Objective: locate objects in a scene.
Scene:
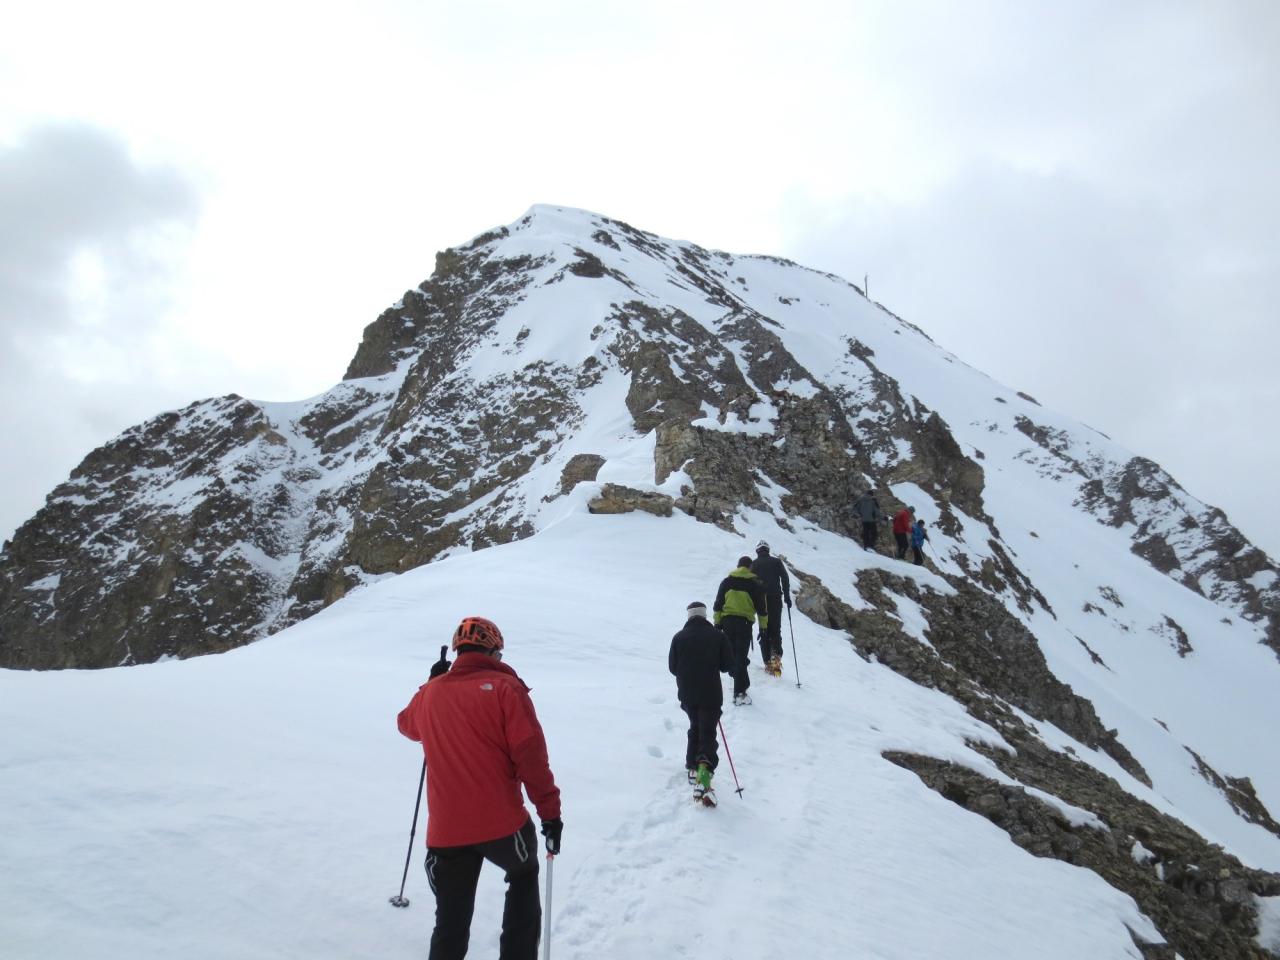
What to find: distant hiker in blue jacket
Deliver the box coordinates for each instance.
[911,519,929,566]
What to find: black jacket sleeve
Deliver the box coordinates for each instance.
[780,561,791,601]
[668,633,680,676]
[712,576,729,615]
[750,576,766,618]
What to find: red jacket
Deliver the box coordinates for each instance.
[892,509,914,534]
[397,653,561,847]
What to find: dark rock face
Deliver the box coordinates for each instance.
[1016,415,1280,659]
[344,227,517,380]
[794,566,1148,784]
[0,227,578,667]
[0,396,311,667]
[557,454,605,495]
[886,750,1280,959]
[1185,748,1280,839]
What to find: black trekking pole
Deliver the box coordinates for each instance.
[717,719,745,798]
[389,759,427,908]
[785,605,801,688]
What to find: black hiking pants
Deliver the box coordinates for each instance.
[894,531,909,559]
[425,817,541,960]
[912,544,924,565]
[721,616,752,697]
[759,592,784,663]
[861,520,879,550]
[682,703,721,772]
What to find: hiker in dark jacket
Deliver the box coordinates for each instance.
[750,541,792,677]
[853,489,883,551]
[669,602,735,790]
[713,557,765,704]
[911,519,929,565]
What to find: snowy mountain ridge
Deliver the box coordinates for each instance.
[3,204,1274,670]
[3,205,1280,957]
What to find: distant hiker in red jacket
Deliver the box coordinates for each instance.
[892,506,915,560]
[398,617,562,960]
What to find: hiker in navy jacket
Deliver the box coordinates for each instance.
[911,519,929,565]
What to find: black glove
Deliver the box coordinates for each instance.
[785,596,792,609]
[540,818,563,855]
[429,645,450,679]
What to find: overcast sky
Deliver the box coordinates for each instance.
[2,1,1277,558]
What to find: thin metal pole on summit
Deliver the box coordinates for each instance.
[786,605,801,688]
[389,759,426,908]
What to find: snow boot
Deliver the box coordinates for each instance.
[694,762,716,807]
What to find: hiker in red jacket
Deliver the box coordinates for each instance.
[397,617,562,960]
[892,505,916,560]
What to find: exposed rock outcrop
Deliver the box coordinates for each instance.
[557,454,606,495]
[587,484,674,517]
[886,751,1280,959]
[794,567,1147,784]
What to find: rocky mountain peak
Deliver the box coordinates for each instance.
[4,205,1280,953]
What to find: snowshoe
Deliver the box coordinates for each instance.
[699,786,718,808]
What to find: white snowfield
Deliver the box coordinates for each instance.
[1,512,1167,960]
[4,204,1280,958]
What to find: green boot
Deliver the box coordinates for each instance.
[697,761,713,792]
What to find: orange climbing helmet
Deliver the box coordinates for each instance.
[451,616,505,653]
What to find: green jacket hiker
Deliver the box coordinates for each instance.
[713,565,766,628]
[714,560,765,705]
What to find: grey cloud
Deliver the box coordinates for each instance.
[0,123,201,542]
[0,123,199,340]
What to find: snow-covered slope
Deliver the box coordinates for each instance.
[0,510,1194,960]
[3,204,1280,956]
